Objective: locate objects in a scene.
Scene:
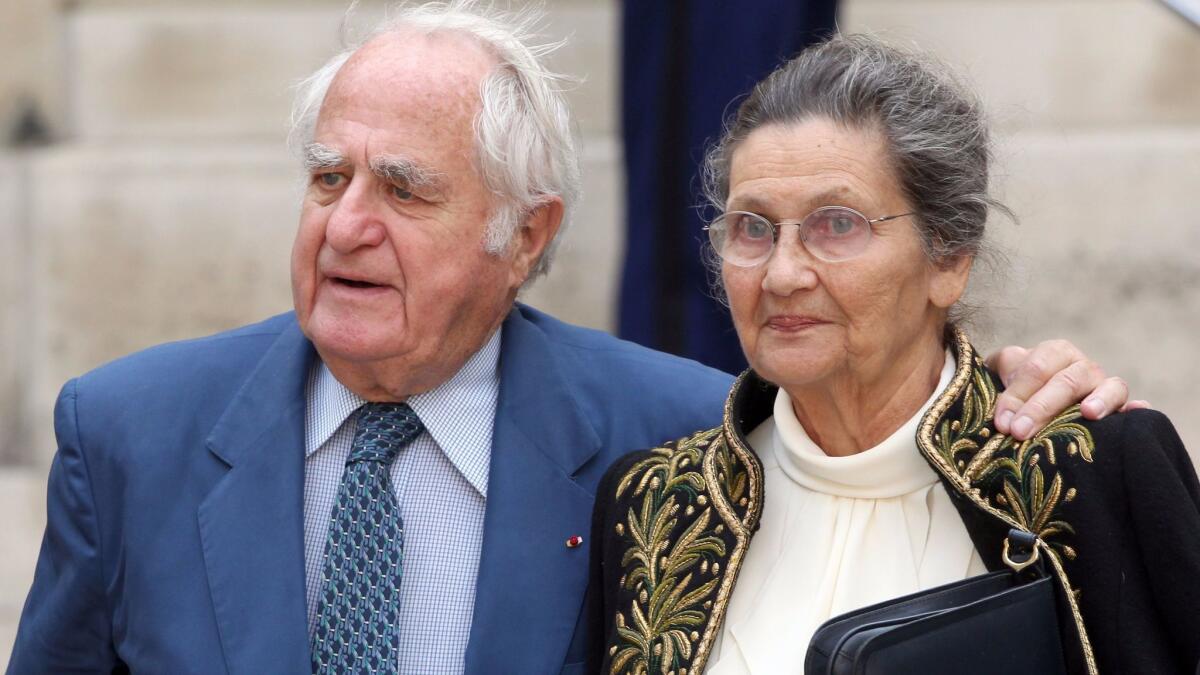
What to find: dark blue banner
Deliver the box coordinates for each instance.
[618,0,838,374]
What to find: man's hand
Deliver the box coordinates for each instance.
[985,340,1150,440]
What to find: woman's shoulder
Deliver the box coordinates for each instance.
[921,336,1198,575]
[1042,408,1200,669]
[1080,406,1189,460]
[1012,406,1197,500]
[940,330,1194,498]
[1065,407,1199,507]
[924,343,1196,540]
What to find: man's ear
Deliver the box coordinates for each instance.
[509,196,564,286]
[929,253,973,309]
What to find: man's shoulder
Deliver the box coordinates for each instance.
[507,304,733,445]
[73,312,300,400]
[511,303,733,388]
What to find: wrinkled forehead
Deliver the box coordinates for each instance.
[726,120,900,212]
[318,30,498,136]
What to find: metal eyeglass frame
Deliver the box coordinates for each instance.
[703,206,914,267]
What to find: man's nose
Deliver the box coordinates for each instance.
[325,178,387,253]
[761,225,819,295]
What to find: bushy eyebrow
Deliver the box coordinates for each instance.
[302,143,347,172]
[302,144,446,197]
[369,154,446,195]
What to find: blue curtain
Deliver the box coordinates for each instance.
[617,0,838,374]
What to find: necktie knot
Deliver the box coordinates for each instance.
[348,402,423,466]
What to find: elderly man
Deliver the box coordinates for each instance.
[9,4,1136,674]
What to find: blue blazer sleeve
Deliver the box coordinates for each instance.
[8,380,123,674]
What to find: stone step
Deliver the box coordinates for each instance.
[843,0,1200,131]
[64,3,616,142]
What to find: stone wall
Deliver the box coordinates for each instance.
[6,0,623,468]
[0,0,59,145]
[0,4,620,659]
[1,0,1197,667]
[844,0,1200,456]
[0,155,28,468]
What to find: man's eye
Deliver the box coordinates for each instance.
[317,173,344,188]
[392,185,414,201]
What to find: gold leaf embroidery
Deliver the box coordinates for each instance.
[934,374,1095,559]
[609,429,736,674]
[918,329,1099,674]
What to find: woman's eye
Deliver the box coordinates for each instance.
[810,212,862,237]
[742,217,772,240]
[392,185,414,201]
[830,216,855,235]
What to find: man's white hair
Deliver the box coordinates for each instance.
[289,1,581,281]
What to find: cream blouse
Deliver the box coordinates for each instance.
[709,353,987,674]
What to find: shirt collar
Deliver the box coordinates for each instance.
[304,329,502,497]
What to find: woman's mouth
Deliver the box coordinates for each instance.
[766,316,828,331]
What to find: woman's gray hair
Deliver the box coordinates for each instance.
[289,1,581,281]
[702,33,1010,266]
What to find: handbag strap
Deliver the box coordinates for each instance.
[1002,528,1046,577]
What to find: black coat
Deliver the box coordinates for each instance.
[589,329,1200,674]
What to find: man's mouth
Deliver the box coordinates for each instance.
[333,277,384,290]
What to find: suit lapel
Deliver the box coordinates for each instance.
[198,320,316,675]
[465,308,602,673]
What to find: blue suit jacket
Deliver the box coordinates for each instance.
[9,305,731,674]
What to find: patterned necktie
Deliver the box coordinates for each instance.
[311,402,423,675]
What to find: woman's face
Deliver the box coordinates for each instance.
[722,118,970,394]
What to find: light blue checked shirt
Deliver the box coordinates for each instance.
[303,330,500,674]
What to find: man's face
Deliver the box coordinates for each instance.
[291,33,522,396]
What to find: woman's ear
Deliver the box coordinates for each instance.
[929,254,973,309]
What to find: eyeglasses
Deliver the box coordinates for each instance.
[704,206,914,267]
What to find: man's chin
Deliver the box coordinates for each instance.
[305,314,408,365]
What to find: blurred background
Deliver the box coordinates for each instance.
[1,0,1197,665]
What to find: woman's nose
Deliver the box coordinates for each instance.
[762,225,819,295]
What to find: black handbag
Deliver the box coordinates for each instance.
[804,529,1069,675]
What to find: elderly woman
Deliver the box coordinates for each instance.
[591,35,1200,674]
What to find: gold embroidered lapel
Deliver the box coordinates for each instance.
[916,328,1099,675]
[606,372,765,675]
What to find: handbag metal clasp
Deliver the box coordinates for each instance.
[1002,529,1041,573]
